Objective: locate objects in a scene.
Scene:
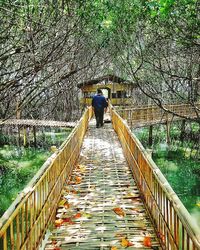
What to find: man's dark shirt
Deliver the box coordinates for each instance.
[92,94,108,110]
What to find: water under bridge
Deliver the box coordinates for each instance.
[0,105,200,250]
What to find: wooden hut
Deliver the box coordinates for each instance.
[78,74,135,106]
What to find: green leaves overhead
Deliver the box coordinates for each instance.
[0,0,199,120]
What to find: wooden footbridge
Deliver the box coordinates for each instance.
[0,106,200,250]
[117,103,200,128]
[0,119,76,128]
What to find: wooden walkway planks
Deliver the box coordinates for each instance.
[44,117,161,250]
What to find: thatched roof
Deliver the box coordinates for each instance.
[77,74,132,88]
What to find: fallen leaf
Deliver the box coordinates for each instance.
[143,236,152,247]
[64,203,70,209]
[77,164,87,173]
[75,176,82,184]
[113,207,125,217]
[58,198,68,207]
[55,219,63,227]
[74,212,82,219]
[121,237,134,247]
[111,247,118,250]
[71,189,78,194]
[62,217,75,224]
[124,192,140,198]
[158,232,165,243]
[82,213,92,218]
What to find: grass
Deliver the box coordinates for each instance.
[133,122,200,227]
[0,128,72,216]
[0,146,50,216]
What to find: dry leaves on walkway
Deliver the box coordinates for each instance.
[58,198,70,208]
[55,217,75,227]
[143,235,152,247]
[74,212,82,218]
[113,207,125,217]
[76,164,87,173]
[121,237,134,247]
[49,240,61,250]
[75,176,82,184]
[110,246,118,250]
[158,232,165,244]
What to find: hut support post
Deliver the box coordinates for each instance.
[148,125,153,147]
[180,120,186,142]
[17,126,21,147]
[33,126,37,148]
[166,121,171,144]
[23,126,27,147]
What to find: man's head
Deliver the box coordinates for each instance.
[97,89,103,95]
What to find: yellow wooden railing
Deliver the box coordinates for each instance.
[80,97,131,106]
[110,106,200,250]
[0,107,93,250]
[118,103,200,127]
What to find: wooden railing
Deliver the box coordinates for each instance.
[80,97,131,106]
[0,107,93,250]
[110,106,200,250]
[118,104,200,127]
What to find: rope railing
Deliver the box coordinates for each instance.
[0,107,93,250]
[110,105,200,250]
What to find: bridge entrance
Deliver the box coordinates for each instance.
[100,87,111,99]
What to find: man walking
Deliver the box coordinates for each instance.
[92,89,108,128]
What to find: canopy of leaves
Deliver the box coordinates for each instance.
[0,0,199,121]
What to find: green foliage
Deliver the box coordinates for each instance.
[0,128,71,216]
[134,122,200,153]
[134,122,200,223]
[0,145,50,216]
[76,0,146,49]
[0,134,10,146]
[153,148,200,222]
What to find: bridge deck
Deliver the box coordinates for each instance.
[44,117,161,249]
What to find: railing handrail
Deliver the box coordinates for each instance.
[110,104,200,249]
[117,103,200,112]
[132,123,200,241]
[0,107,93,249]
